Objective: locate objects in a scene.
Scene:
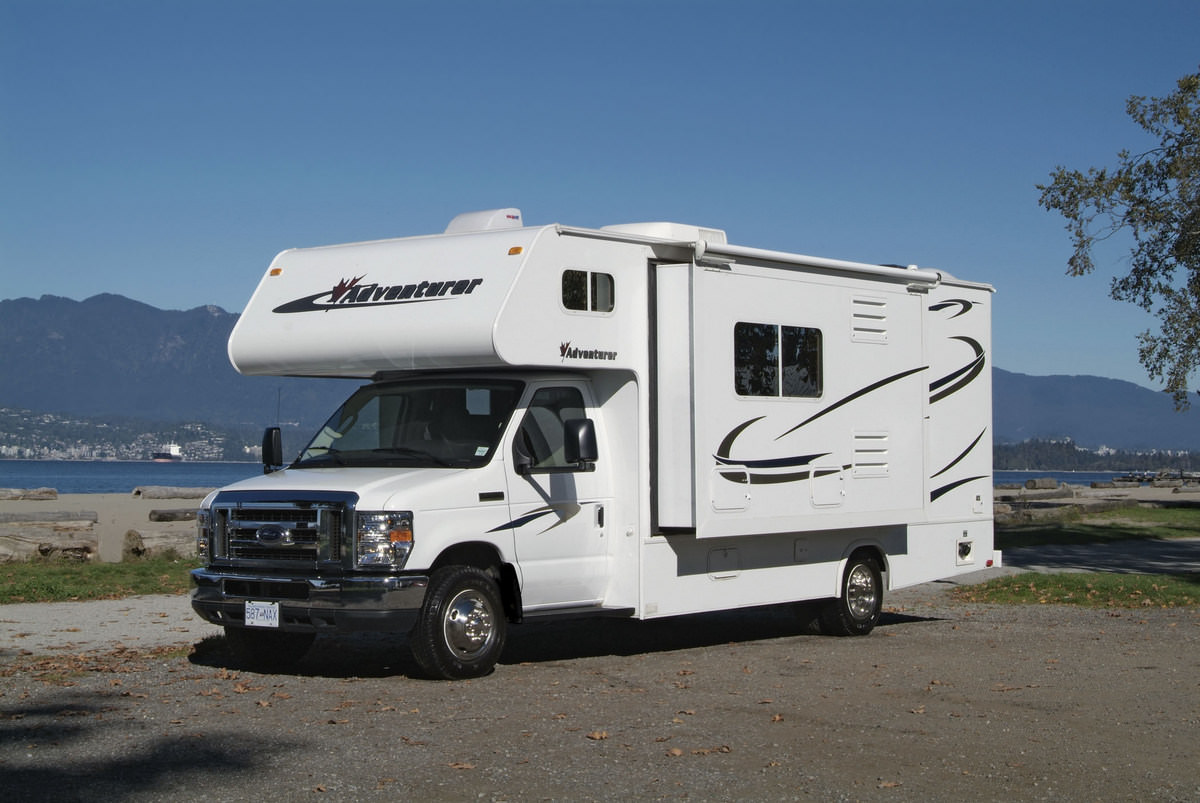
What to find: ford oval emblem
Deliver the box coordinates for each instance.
[255,523,292,545]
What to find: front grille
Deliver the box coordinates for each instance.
[210,492,354,569]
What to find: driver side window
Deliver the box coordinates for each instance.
[516,387,587,470]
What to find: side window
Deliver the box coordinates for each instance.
[516,386,588,470]
[562,270,615,313]
[734,322,822,398]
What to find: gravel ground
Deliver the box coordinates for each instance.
[2,565,1199,801]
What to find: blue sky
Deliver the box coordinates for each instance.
[1,0,1197,389]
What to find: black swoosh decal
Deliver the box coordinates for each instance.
[274,292,450,314]
[930,475,987,502]
[930,336,984,403]
[776,367,927,440]
[931,428,986,479]
[929,299,974,318]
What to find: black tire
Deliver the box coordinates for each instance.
[411,565,507,680]
[223,626,315,671]
[819,553,883,636]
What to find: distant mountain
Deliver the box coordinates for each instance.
[992,367,1200,450]
[0,294,354,430]
[2,294,1199,452]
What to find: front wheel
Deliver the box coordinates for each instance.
[410,565,507,680]
[819,554,883,636]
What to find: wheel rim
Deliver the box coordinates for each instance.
[845,563,878,621]
[441,588,496,660]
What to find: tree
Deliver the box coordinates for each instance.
[1037,68,1200,407]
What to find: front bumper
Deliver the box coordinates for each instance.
[191,567,428,633]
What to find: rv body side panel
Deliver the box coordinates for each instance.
[652,263,696,529]
[689,263,928,538]
[887,279,995,588]
[491,230,650,375]
[228,228,543,377]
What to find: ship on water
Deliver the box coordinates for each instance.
[151,444,183,462]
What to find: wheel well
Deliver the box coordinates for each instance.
[430,542,521,621]
[847,545,887,576]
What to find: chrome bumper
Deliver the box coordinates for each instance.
[190,567,428,632]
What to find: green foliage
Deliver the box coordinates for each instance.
[951,572,1198,608]
[1038,68,1200,407]
[0,556,201,604]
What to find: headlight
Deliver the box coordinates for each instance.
[355,511,414,568]
[196,509,211,559]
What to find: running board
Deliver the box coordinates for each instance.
[519,605,636,621]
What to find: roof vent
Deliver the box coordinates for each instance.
[444,208,523,234]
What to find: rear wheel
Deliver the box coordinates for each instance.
[819,553,883,636]
[411,565,507,680]
[223,626,315,670]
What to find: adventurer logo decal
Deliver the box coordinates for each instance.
[272,274,484,313]
[560,342,617,362]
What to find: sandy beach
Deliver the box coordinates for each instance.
[0,489,208,562]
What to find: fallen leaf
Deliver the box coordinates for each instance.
[586,730,609,740]
[448,762,475,770]
[666,748,684,757]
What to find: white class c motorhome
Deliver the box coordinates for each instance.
[191,208,999,679]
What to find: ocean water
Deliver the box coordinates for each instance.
[0,460,262,494]
[993,470,1134,487]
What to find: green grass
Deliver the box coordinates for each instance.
[997,504,1200,549]
[951,572,1199,608]
[973,504,1200,608]
[0,555,201,604]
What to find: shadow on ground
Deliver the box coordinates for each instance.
[188,604,941,680]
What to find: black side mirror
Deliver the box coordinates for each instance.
[563,419,598,466]
[262,427,283,474]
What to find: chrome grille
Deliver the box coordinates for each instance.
[210,493,352,567]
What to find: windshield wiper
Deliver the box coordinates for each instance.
[294,448,347,467]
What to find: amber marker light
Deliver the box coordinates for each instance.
[508,246,523,255]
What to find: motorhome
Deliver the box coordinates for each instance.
[191,208,998,679]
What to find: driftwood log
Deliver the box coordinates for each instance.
[0,511,100,561]
[122,528,195,560]
[0,487,58,500]
[132,486,214,499]
[149,508,198,522]
[1024,477,1060,490]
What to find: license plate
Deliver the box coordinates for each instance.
[244,600,280,628]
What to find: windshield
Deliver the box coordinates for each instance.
[294,379,524,469]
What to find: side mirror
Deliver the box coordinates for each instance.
[262,427,283,474]
[563,419,598,466]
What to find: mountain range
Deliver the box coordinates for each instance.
[2,294,1199,451]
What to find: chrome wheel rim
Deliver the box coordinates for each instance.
[845,563,878,621]
[442,588,496,659]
